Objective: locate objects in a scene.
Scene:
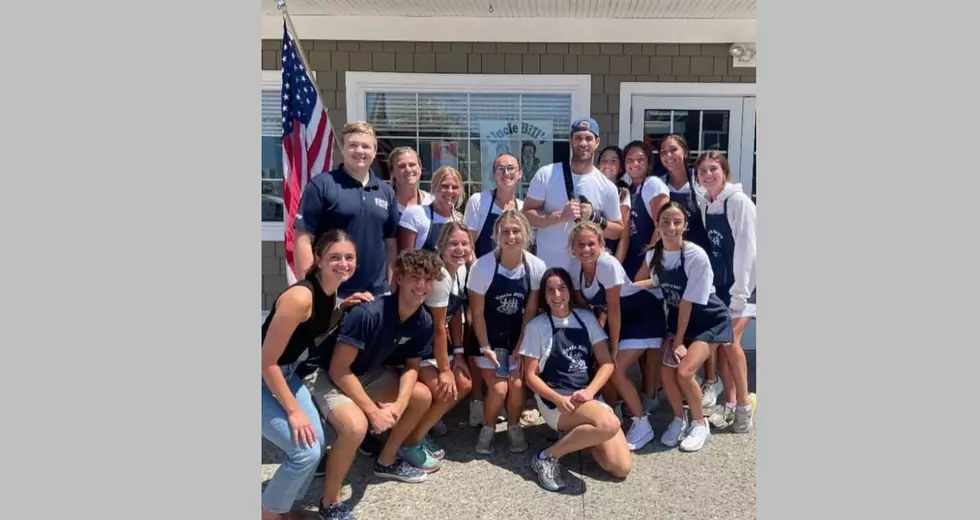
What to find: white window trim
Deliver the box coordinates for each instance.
[261,69,317,242]
[345,72,592,125]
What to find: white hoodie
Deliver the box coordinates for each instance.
[697,183,757,311]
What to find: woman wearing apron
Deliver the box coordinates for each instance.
[567,221,661,452]
[519,267,632,492]
[635,201,733,452]
[461,152,523,426]
[695,151,756,433]
[466,209,546,456]
[397,166,464,252]
[389,146,435,215]
[658,134,722,408]
[397,222,475,472]
[260,230,371,520]
[596,145,631,264]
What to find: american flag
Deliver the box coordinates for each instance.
[281,21,335,284]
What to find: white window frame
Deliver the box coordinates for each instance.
[261,69,318,242]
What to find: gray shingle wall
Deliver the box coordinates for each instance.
[260,40,755,308]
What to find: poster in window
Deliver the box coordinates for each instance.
[430,141,459,170]
[480,121,553,192]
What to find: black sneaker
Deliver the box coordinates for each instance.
[372,458,427,483]
[357,435,382,457]
[319,500,357,520]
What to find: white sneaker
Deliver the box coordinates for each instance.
[661,416,688,447]
[625,416,655,451]
[680,421,711,452]
[469,400,484,427]
[700,380,722,408]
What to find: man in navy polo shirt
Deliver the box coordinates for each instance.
[311,249,444,520]
[293,121,399,298]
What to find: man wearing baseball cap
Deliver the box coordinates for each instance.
[521,117,624,270]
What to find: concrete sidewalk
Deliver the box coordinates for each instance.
[262,353,757,519]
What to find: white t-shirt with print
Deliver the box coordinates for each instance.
[568,251,646,300]
[398,205,462,249]
[525,163,623,270]
[519,309,607,373]
[462,190,525,233]
[644,245,716,306]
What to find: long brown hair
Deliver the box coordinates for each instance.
[645,201,688,279]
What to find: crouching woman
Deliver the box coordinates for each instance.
[519,267,632,492]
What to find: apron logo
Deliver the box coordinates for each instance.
[495,292,524,315]
[708,229,724,248]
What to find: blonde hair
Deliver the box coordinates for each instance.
[567,220,606,257]
[430,166,465,210]
[694,150,734,183]
[388,146,419,169]
[341,121,376,144]
[492,209,534,253]
[435,221,472,260]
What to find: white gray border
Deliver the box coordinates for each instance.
[4,0,256,516]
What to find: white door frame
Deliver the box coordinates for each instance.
[618,82,757,183]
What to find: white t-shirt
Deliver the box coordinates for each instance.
[644,245,716,305]
[568,252,645,300]
[633,176,670,214]
[424,264,468,308]
[525,163,623,270]
[462,190,525,233]
[396,190,435,215]
[398,205,462,249]
[466,250,547,296]
[519,309,608,373]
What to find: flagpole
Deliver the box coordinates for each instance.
[278,1,316,79]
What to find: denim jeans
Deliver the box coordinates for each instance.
[261,364,325,513]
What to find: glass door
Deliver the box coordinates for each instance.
[630,95,746,181]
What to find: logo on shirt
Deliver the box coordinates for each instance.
[396,336,410,345]
[495,292,525,315]
[375,198,389,211]
[707,229,724,251]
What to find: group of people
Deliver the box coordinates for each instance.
[260,117,758,520]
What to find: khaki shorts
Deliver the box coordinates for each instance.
[308,367,400,418]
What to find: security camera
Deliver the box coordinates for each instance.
[730,44,746,58]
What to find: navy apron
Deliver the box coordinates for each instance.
[622,178,657,280]
[444,268,468,325]
[663,174,710,251]
[704,198,757,309]
[657,244,733,344]
[473,190,511,258]
[483,252,532,355]
[421,205,451,252]
[538,311,594,409]
[580,264,666,344]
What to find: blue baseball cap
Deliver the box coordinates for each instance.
[571,117,599,137]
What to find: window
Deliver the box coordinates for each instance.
[347,73,591,199]
[261,69,317,241]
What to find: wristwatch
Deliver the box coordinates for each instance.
[480,344,492,354]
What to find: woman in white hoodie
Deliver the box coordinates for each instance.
[695,151,756,433]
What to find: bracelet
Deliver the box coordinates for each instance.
[480,345,492,354]
[453,347,465,355]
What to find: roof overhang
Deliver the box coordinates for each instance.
[261,0,756,43]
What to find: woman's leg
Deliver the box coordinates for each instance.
[405,365,472,447]
[467,356,486,426]
[319,403,368,509]
[476,369,507,454]
[545,400,622,459]
[717,346,737,407]
[658,362,689,447]
[725,317,752,406]
[588,431,633,479]
[505,370,528,452]
[261,374,325,518]
[675,341,713,423]
[642,348,662,398]
[608,349,648,417]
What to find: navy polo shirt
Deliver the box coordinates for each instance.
[324,294,434,376]
[294,165,399,297]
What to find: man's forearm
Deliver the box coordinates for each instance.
[523,208,564,229]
